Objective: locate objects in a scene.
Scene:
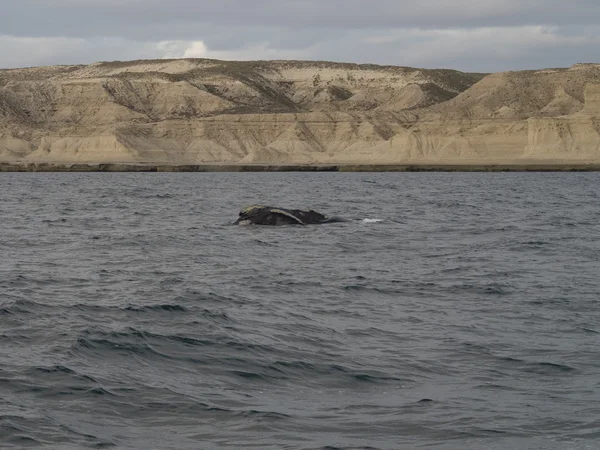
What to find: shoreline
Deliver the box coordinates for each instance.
[2,162,600,173]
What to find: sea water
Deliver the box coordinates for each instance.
[1,172,599,449]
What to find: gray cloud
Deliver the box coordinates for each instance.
[1,0,599,71]
[5,0,600,38]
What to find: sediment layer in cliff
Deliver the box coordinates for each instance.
[1,59,600,165]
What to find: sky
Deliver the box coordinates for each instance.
[1,0,599,72]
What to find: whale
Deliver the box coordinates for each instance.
[234,205,348,226]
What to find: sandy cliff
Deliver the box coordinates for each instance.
[1,59,600,165]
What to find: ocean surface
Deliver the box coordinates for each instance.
[1,172,600,450]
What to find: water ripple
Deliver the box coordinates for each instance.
[1,172,599,449]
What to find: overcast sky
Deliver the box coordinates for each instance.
[1,0,599,72]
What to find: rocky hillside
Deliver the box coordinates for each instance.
[1,58,600,165]
[424,64,600,120]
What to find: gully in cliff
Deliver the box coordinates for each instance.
[234,205,348,226]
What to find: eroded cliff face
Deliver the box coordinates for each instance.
[1,59,600,164]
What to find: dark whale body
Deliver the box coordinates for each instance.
[235,205,347,226]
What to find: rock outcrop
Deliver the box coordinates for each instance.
[1,59,600,165]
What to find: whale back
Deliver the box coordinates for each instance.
[235,205,330,226]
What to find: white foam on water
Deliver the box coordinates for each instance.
[361,218,384,224]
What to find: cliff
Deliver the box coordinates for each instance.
[1,59,600,165]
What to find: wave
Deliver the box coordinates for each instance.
[3,172,600,449]
[124,304,189,313]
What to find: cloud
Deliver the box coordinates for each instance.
[155,40,313,61]
[0,35,88,68]
[0,35,314,69]
[156,40,209,59]
[0,1,599,71]
[4,0,600,40]
[354,26,600,71]
[0,35,161,68]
